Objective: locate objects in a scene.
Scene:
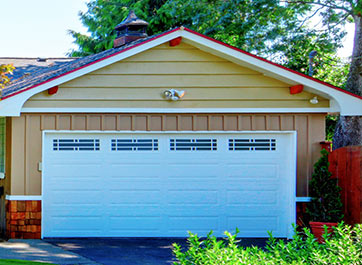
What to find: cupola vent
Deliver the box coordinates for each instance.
[114,10,149,48]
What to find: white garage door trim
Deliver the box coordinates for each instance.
[41,130,297,239]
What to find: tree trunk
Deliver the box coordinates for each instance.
[333,15,362,150]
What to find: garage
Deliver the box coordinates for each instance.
[3,21,362,240]
[42,131,296,238]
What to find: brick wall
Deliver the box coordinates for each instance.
[6,200,41,239]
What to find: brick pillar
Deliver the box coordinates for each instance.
[6,200,41,239]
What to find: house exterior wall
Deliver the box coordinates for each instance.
[6,113,325,197]
[23,43,329,110]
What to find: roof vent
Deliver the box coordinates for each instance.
[114,10,149,48]
[37,58,47,62]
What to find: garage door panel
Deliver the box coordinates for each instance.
[168,217,219,232]
[108,205,162,215]
[43,132,295,238]
[224,181,280,191]
[48,180,104,190]
[166,181,220,189]
[48,216,104,231]
[50,191,104,204]
[108,180,162,189]
[164,158,220,164]
[108,217,162,231]
[47,206,103,216]
[225,205,284,215]
[167,190,219,205]
[226,190,278,205]
[108,165,162,176]
[107,190,162,204]
[227,216,279,231]
[225,164,279,179]
[166,167,220,178]
[46,167,103,178]
[165,205,222,215]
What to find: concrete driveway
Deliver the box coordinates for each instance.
[0,239,98,264]
[45,237,268,265]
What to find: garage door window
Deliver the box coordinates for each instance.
[170,138,217,151]
[111,139,158,151]
[228,138,276,151]
[53,139,100,151]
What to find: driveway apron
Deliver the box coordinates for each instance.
[46,237,268,265]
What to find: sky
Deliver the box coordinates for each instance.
[0,0,355,58]
[1,0,90,57]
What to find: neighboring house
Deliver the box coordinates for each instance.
[0,12,361,239]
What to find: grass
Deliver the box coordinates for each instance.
[0,260,54,265]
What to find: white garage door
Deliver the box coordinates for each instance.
[42,132,296,238]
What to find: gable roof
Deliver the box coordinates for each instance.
[1,27,361,116]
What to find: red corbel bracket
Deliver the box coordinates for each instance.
[48,86,58,95]
[289,84,304,94]
[169,37,182,47]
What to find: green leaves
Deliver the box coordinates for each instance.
[173,224,362,264]
[306,150,344,222]
[0,64,15,90]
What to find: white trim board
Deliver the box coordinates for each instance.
[43,130,297,134]
[21,107,331,114]
[6,195,42,201]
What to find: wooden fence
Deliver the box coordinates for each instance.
[329,146,362,225]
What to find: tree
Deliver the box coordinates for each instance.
[285,1,362,149]
[0,64,14,89]
[69,0,168,56]
[69,0,343,77]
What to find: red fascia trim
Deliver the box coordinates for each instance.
[184,27,362,101]
[2,28,181,100]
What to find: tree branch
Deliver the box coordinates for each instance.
[281,0,353,15]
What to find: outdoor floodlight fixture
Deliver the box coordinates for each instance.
[163,89,185,101]
[310,96,319,104]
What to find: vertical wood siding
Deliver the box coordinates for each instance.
[7,113,325,197]
[329,146,362,225]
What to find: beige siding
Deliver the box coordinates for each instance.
[7,113,325,197]
[24,43,329,109]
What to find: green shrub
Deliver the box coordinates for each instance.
[172,223,362,265]
[306,149,343,222]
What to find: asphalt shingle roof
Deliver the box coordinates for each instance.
[0,57,76,81]
[1,33,159,99]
